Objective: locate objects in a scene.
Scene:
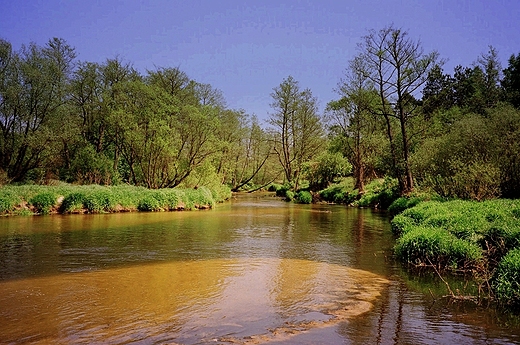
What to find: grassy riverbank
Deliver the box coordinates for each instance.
[391,199,520,308]
[0,184,232,216]
[304,177,520,309]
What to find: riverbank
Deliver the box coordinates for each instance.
[391,199,520,309]
[303,177,520,309]
[0,184,232,216]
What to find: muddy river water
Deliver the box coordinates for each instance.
[1,193,519,344]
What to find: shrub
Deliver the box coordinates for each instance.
[137,195,162,212]
[275,184,292,198]
[493,248,520,308]
[391,214,417,235]
[285,190,295,201]
[388,196,422,216]
[30,192,57,214]
[303,151,352,191]
[60,192,86,213]
[83,190,116,213]
[295,190,312,204]
[356,178,399,209]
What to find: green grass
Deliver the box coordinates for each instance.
[391,198,520,306]
[0,184,231,215]
[30,192,58,214]
[493,248,520,309]
[295,190,312,204]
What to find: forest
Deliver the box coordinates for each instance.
[1,25,520,201]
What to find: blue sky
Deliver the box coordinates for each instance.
[1,0,519,119]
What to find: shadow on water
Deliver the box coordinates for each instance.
[0,192,519,344]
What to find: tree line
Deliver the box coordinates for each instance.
[1,26,520,200]
[0,37,277,190]
[327,25,520,199]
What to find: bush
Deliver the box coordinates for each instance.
[493,248,520,308]
[83,190,116,213]
[60,192,86,213]
[303,151,352,191]
[355,177,399,209]
[295,190,312,204]
[285,190,295,201]
[391,214,417,235]
[30,192,57,214]
[388,196,422,216]
[275,184,292,198]
[137,195,162,212]
[319,185,357,204]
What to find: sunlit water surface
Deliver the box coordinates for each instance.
[1,193,519,344]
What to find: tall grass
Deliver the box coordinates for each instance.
[391,199,520,306]
[0,184,231,215]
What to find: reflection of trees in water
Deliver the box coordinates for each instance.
[337,280,406,345]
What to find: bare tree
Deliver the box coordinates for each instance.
[354,25,440,194]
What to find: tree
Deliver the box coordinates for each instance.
[268,76,324,190]
[502,52,520,108]
[422,64,455,114]
[0,38,76,182]
[353,25,440,195]
[328,63,385,193]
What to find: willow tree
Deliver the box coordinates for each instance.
[0,38,76,182]
[353,25,440,195]
[268,76,324,190]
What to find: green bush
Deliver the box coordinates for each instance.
[268,183,282,192]
[275,184,292,198]
[60,192,86,213]
[0,184,232,216]
[388,196,422,216]
[30,192,57,214]
[83,190,116,213]
[355,177,399,209]
[493,248,520,308]
[391,214,417,235]
[285,190,295,201]
[295,190,312,204]
[137,195,162,212]
[319,185,357,204]
[303,151,352,191]
[392,199,520,270]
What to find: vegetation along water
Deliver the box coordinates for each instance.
[1,23,520,343]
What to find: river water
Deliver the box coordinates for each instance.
[1,193,519,344]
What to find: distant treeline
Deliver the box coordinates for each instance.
[1,25,519,199]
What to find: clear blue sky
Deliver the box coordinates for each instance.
[2,0,519,119]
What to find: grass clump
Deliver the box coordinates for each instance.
[493,248,520,309]
[354,177,400,209]
[0,190,20,214]
[395,226,483,269]
[0,184,231,216]
[83,190,117,213]
[392,199,520,273]
[295,190,312,204]
[60,192,86,213]
[319,185,356,204]
[30,192,57,214]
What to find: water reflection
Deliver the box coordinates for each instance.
[1,194,520,344]
[0,258,388,344]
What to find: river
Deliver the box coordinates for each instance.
[1,193,519,344]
